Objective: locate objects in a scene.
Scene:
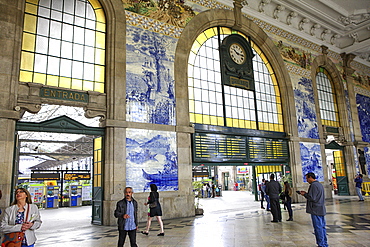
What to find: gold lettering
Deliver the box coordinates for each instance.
[43,89,50,96]
[69,92,74,99]
[57,91,62,97]
[75,93,80,100]
[81,95,85,102]
[50,90,56,97]
[62,92,68,98]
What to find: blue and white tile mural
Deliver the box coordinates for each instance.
[365,147,370,177]
[300,142,324,182]
[356,94,370,142]
[126,25,177,125]
[294,77,319,139]
[126,128,178,192]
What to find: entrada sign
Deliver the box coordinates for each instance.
[40,87,89,103]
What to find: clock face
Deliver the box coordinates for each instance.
[229,43,246,65]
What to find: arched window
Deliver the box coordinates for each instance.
[188,27,283,132]
[316,67,339,127]
[20,0,106,93]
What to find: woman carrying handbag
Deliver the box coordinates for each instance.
[1,188,42,247]
[141,184,164,236]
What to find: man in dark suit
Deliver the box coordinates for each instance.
[265,174,282,222]
[114,187,138,247]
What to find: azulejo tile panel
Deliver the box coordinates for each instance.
[356,94,370,142]
[294,76,319,139]
[126,128,178,192]
[300,142,324,182]
[365,147,370,177]
[126,25,177,125]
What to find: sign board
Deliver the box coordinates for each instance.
[64,173,91,180]
[31,173,60,180]
[40,87,89,103]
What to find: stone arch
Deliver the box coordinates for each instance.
[311,52,350,142]
[175,8,297,137]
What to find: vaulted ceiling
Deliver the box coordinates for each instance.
[219,0,370,67]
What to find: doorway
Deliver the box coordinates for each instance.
[14,105,105,224]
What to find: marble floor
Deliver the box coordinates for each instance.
[33,191,370,247]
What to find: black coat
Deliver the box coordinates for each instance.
[114,198,138,230]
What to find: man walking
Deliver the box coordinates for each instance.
[354,174,364,201]
[114,187,138,247]
[265,174,282,222]
[298,172,328,247]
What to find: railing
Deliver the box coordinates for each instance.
[362,182,370,196]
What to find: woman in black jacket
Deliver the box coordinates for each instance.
[141,184,164,236]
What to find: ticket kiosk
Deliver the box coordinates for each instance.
[69,185,82,207]
[46,186,59,209]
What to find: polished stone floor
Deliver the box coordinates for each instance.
[33,191,370,247]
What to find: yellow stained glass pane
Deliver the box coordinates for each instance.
[71,79,83,90]
[59,77,71,88]
[20,51,34,71]
[265,63,273,75]
[25,3,37,15]
[190,113,195,123]
[226,118,232,126]
[217,117,224,126]
[232,118,239,127]
[83,80,94,91]
[33,72,46,84]
[96,22,106,32]
[95,9,106,23]
[95,65,105,82]
[89,0,102,8]
[19,71,33,82]
[191,42,201,54]
[47,75,59,86]
[94,82,104,93]
[22,33,36,52]
[203,28,216,39]
[195,32,207,47]
[96,32,105,49]
[95,49,105,65]
[23,14,37,33]
[202,115,210,125]
[195,114,203,123]
[94,137,102,149]
[26,0,38,4]
[210,116,218,125]
[219,27,232,35]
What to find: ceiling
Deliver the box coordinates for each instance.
[219,0,370,67]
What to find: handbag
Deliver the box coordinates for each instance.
[149,200,157,208]
[2,204,29,247]
[279,192,286,201]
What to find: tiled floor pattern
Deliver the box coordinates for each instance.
[31,192,370,246]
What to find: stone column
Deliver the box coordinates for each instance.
[0,1,24,209]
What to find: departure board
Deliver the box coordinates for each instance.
[193,133,247,162]
[248,137,289,161]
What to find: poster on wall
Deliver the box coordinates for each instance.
[126,128,178,192]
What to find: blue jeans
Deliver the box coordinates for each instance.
[311,214,328,247]
[356,187,364,200]
[264,195,270,210]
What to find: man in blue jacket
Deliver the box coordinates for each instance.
[354,174,364,201]
[114,187,138,247]
[298,172,328,247]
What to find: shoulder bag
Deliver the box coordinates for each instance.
[2,204,29,247]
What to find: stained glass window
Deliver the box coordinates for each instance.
[316,67,339,127]
[188,27,283,132]
[20,0,106,93]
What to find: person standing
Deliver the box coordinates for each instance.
[298,172,328,247]
[114,187,138,247]
[259,179,265,209]
[283,181,293,221]
[354,174,364,201]
[263,180,271,211]
[0,187,42,247]
[142,184,164,236]
[265,174,282,222]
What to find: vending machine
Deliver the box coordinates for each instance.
[46,186,59,209]
[69,185,82,207]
